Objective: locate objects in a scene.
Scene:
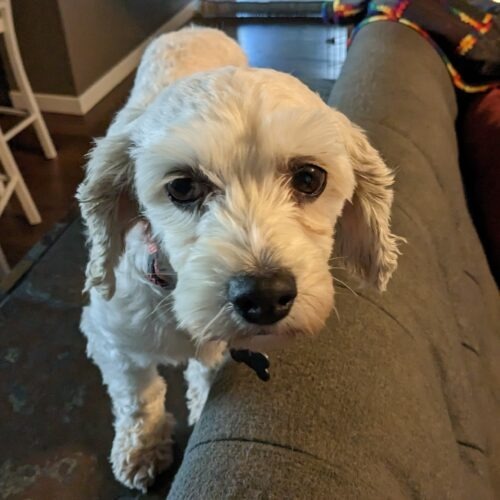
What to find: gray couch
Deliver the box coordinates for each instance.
[168,22,500,499]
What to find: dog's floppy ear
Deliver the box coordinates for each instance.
[335,119,402,291]
[76,132,135,299]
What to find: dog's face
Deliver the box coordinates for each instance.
[78,67,401,350]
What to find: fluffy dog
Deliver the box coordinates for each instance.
[77,26,401,491]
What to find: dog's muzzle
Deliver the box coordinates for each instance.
[227,270,297,325]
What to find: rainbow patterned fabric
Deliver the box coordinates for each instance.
[322,0,500,93]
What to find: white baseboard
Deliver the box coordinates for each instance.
[9,91,82,115]
[9,1,199,115]
[200,0,321,17]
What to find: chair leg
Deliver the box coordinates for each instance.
[0,243,10,278]
[32,116,58,160]
[0,134,41,224]
[1,0,57,160]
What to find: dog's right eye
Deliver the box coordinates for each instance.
[165,178,209,205]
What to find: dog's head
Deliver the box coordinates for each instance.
[78,67,401,350]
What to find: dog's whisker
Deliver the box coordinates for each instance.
[195,304,231,353]
[332,304,340,322]
[158,299,176,316]
[333,276,358,297]
[146,293,174,320]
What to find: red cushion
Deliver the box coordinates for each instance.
[460,88,500,285]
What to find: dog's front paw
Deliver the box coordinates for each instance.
[186,383,206,426]
[185,359,216,426]
[111,413,175,492]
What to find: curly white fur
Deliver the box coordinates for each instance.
[77,26,401,491]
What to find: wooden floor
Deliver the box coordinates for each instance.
[0,18,346,269]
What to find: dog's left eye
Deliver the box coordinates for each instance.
[165,177,210,205]
[292,165,327,198]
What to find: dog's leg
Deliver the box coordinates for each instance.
[90,347,174,492]
[184,341,226,425]
[184,359,216,426]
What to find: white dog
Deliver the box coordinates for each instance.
[77,26,401,491]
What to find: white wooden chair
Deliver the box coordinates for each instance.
[0,0,57,226]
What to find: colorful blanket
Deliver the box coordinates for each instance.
[322,0,500,92]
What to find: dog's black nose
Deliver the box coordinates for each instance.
[227,270,297,325]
